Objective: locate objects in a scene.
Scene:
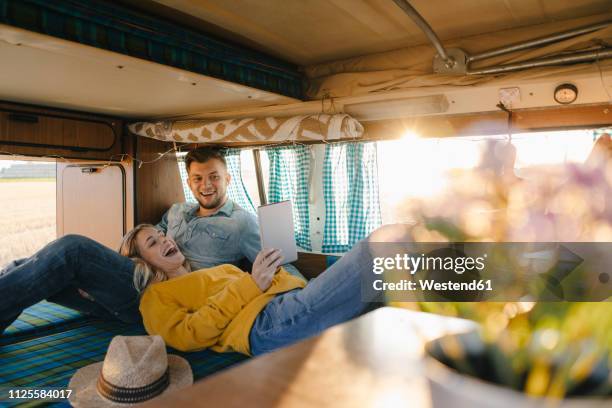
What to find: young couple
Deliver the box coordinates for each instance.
[0,147,393,355]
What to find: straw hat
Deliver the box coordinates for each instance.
[69,335,193,407]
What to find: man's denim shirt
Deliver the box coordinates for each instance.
[156,200,303,278]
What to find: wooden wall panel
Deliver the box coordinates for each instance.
[512,104,612,130]
[294,252,328,280]
[363,103,612,140]
[0,101,123,160]
[135,136,185,224]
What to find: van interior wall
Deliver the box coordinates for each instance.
[0,102,124,161]
[134,136,185,225]
[362,103,612,140]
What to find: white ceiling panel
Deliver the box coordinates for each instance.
[0,25,297,118]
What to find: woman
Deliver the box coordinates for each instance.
[0,220,396,349]
[119,223,389,356]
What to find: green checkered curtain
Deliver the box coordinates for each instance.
[322,142,381,253]
[265,145,312,251]
[177,150,256,214]
[177,155,197,204]
[223,149,257,214]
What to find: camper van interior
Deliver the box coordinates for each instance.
[0,0,611,406]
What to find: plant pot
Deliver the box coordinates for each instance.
[425,350,610,408]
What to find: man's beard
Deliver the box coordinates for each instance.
[197,193,225,210]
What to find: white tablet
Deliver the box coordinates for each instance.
[258,200,298,264]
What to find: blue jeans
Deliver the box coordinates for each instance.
[249,239,381,355]
[0,235,140,334]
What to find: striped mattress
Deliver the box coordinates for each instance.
[1,304,248,407]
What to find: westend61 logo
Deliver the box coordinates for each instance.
[363,242,611,302]
[372,253,487,275]
[369,250,493,297]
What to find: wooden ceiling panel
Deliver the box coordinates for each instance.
[152,0,611,65]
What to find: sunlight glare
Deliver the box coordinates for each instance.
[378,132,481,206]
[378,130,598,224]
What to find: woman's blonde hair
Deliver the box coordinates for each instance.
[118,224,181,293]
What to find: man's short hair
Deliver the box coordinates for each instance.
[184,147,227,173]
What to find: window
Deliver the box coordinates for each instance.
[0,160,56,267]
[240,149,268,208]
[223,149,256,214]
[376,129,600,224]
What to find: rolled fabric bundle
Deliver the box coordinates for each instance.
[128,114,364,144]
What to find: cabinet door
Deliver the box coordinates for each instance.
[57,163,126,250]
[0,106,121,160]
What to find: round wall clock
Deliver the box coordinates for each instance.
[554,83,578,104]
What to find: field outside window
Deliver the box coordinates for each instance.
[0,160,56,267]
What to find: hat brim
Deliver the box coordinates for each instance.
[68,355,193,407]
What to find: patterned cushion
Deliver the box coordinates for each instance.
[0,319,248,407]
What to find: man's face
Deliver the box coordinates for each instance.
[187,158,231,211]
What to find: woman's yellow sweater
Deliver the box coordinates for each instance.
[139,265,305,355]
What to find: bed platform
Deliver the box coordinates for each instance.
[0,303,248,407]
[1,302,87,346]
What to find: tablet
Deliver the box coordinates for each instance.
[258,200,298,264]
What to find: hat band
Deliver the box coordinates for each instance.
[96,368,170,404]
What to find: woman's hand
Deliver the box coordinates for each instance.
[251,248,283,292]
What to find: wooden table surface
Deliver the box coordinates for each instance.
[144,307,475,408]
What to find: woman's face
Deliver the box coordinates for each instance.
[135,227,185,274]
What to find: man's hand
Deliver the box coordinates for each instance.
[251,248,283,292]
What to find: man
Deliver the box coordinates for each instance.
[157,147,302,277]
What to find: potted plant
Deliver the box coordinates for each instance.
[396,137,612,406]
[421,303,610,407]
